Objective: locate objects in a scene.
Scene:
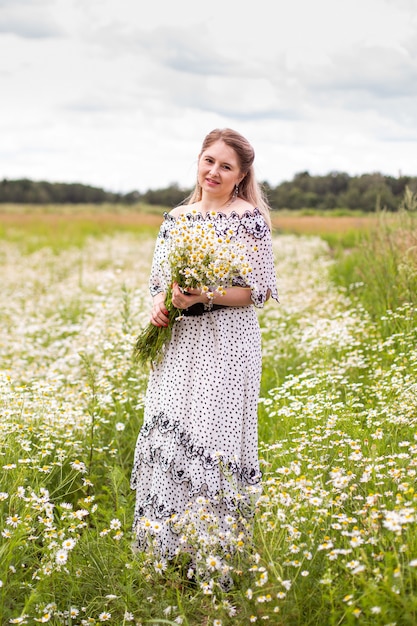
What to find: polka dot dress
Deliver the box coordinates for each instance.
[130,209,278,558]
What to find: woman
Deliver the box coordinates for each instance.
[130,128,278,562]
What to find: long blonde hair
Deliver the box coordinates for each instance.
[185,128,272,230]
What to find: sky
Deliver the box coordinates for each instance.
[1,0,417,194]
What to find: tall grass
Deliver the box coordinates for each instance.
[329,188,417,331]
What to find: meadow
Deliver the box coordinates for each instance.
[0,201,417,625]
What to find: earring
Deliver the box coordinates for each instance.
[233,184,239,198]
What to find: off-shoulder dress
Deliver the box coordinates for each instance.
[130,208,278,558]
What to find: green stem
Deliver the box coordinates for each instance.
[133,287,181,367]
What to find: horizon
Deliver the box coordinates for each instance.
[1,167,416,197]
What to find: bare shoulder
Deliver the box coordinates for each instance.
[169,203,200,217]
[228,199,256,217]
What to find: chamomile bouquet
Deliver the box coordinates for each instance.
[134,212,253,366]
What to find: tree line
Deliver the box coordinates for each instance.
[263,171,417,212]
[1,172,416,211]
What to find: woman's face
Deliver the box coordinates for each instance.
[198,140,242,198]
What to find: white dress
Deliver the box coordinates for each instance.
[130,208,278,559]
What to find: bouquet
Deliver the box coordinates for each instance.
[134,213,253,366]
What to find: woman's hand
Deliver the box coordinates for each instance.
[171,282,205,310]
[150,293,169,327]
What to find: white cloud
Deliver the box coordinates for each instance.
[0,0,416,192]
[0,0,63,38]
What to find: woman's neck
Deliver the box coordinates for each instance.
[199,194,236,214]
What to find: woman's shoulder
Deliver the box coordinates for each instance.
[168,203,200,218]
[229,199,256,217]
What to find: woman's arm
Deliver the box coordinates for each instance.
[171,282,256,310]
[151,283,258,327]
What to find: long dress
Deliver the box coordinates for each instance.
[130,208,278,559]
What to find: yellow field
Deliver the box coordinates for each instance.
[0,210,164,229]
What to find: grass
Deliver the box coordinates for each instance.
[0,204,163,253]
[0,202,167,216]
[0,201,416,624]
[271,212,377,237]
[329,206,417,328]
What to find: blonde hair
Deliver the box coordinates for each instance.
[185,128,272,229]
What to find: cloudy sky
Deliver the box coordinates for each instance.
[1,0,417,193]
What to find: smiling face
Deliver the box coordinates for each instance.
[197,140,243,200]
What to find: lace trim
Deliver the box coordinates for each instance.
[132,489,259,560]
[162,208,270,240]
[135,492,176,521]
[133,485,259,522]
[165,207,262,221]
[149,285,164,296]
[134,411,262,487]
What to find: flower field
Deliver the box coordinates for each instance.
[0,211,416,625]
